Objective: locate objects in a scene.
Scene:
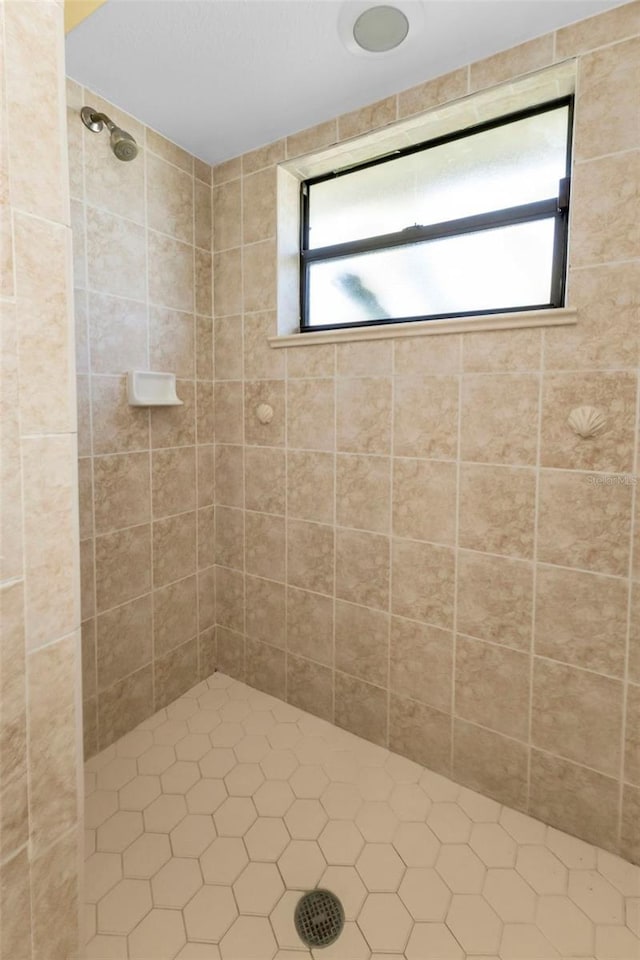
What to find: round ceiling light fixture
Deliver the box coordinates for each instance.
[353,5,409,52]
[338,1,422,58]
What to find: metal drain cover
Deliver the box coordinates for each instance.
[295,889,345,948]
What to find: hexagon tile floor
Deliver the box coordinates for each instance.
[85,672,640,960]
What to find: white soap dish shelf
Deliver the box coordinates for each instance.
[127,370,183,407]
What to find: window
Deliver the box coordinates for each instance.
[300,97,573,332]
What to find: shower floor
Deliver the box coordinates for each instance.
[84,672,640,960]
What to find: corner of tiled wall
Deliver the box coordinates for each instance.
[68,80,216,757]
[1,1,84,956]
[211,0,640,865]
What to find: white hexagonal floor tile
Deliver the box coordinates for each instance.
[170,814,216,857]
[319,866,367,920]
[398,867,451,921]
[200,748,236,779]
[290,764,329,799]
[499,923,560,959]
[225,762,265,797]
[138,745,176,776]
[515,844,567,894]
[270,890,308,952]
[595,924,640,960]
[483,868,536,923]
[176,943,221,959]
[160,761,200,794]
[188,709,222,735]
[261,748,299,780]
[470,822,517,868]
[220,916,277,959]
[355,802,398,843]
[436,843,486,893]
[321,783,363,820]
[244,817,290,862]
[143,794,187,833]
[116,730,153,758]
[357,892,413,953]
[85,790,118,829]
[389,783,431,821]
[97,811,143,853]
[405,923,464,960]
[128,908,186,959]
[254,780,295,817]
[119,775,161,811]
[356,766,394,802]
[200,836,248,884]
[457,786,501,823]
[311,921,370,959]
[151,857,203,908]
[285,799,328,840]
[427,803,471,843]
[176,733,213,761]
[184,885,238,943]
[123,833,171,879]
[356,843,405,892]
[186,777,227,814]
[97,757,138,792]
[235,734,271,763]
[153,719,189,746]
[319,821,365,866]
[97,879,152,935]
[214,796,257,836]
[445,894,502,955]
[85,934,128,958]
[211,722,245,748]
[546,828,597,870]
[85,852,122,903]
[233,862,284,915]
[392,822,440,867]
[278,840,327,890]
[596,850,640,897]
[568,869,625,925]
[536,895,594,956]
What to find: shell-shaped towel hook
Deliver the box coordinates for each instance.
[256,403,274,425]
[567,405,608,440]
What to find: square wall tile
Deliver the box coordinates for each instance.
[390,617,452,714]
[531,658,623,776]
[460,374,539,466]
[335,529,390,611]
[455,636,530,742]
[457,551,533,652]
[459,464,536,560]
[335,673,387,747]
[392,458,456,545]
[537,469,632,576]
[529,749,619,852]
[335,601,389,687]
[453,719,528,810]
[534,564,627,676]
[389,694,451,775]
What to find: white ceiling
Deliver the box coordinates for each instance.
[65,0,628,164]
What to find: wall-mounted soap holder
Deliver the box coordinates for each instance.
[127,371,183,407]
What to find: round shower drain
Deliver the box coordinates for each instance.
[294,889,345,948]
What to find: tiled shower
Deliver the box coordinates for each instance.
[1,0,640,957]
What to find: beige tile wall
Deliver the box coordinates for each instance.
[67,81,216,758]
[211,2,640,864]
[0,1,83,956]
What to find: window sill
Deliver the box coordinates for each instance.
[269,307,577,348]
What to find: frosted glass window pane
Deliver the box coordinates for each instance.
[308,107,568,248]
[306,219,556,328]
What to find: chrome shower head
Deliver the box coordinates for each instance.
[80,106,139,162]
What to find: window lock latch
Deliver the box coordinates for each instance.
[558,177,571,212]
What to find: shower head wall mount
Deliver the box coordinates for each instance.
[80,106,139,161]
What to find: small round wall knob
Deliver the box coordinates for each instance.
[256,403,274,425]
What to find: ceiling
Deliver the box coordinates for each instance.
[65,0,627,164]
